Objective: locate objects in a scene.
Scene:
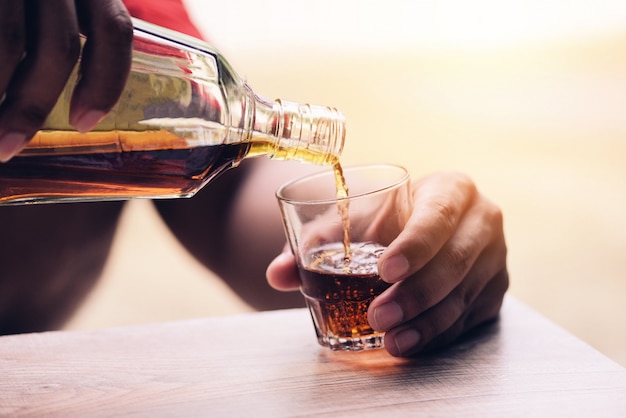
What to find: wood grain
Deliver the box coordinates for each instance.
[1,297,625,417]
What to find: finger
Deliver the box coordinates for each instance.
[0,0,81,161]
[384,267,509,357]
[378,171,477,283]
[369,193,505,331]
[266,251,300,291]
[0,2,26,95]
[71,0,133,132]
[418,268,509,354]
[0,2,26,162]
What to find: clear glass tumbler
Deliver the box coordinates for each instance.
[276,164,412,351]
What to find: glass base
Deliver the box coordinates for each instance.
[318,333,385,352]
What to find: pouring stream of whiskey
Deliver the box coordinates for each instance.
[332,162,352,266]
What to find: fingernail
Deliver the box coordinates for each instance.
[381,254,409,283]
[71,110,105,133]
[372,301,403,330]
[0,132,26,162]
[393,329,420,355]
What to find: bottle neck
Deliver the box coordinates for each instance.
[249,91,345,165]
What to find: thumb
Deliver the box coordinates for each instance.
[266,251,300,291]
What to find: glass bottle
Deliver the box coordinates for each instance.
[0,19,345,205]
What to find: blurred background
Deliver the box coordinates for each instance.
[66,0,626,367]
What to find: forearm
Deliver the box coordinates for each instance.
[0,202,124,334]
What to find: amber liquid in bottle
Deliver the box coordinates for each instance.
[0,129,342,205]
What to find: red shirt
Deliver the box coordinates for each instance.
[123,0,204,39]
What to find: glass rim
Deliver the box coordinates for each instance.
[276,163,409,205]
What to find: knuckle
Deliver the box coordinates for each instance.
[439,170,478,196]
[18,103,51,128]
[442,243,473,280]
[99,11,134,47]
[36,35,81,84]
[406,289,432,314]
[483,197,504,226]
[414,233,439,261]
[1,94,51,129]
[453,170,477,193]
[457,171,477,193]
[498,268,510,294]
[432,199,458,227]
[488,268,510,302]
[47,31,81,66]
[392,280,433,318]
[460,278,483,309]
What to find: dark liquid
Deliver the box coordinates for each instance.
[299,242,389,340]
[0,144,248,205]
[0,130,253,204]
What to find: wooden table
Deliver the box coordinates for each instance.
[1,297,625,417]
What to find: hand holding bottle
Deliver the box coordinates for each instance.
[266,170,509,357]
[0,0,133,162]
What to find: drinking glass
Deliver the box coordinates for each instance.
[276,164,412,351]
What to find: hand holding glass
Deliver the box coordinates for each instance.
[276,164,412,351]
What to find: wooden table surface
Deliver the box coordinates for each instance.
[1,296,625,417]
